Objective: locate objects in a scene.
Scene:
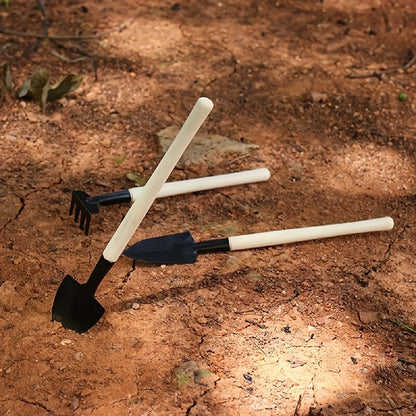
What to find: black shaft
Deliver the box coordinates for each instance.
[87,190,132,207]
[195,238,230,255]
[84,255,114,295]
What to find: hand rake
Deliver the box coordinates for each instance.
[70,168,271,235]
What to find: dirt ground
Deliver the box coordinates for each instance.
[1,0,416,415]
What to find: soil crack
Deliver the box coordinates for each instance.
[17,398,53,414]
[365,225,407,275]
[184,379,220,416]
[1,178,63,232]
[185,400,197,416]
[1,195,25,232]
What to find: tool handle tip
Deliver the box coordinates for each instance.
[197,97,214,112]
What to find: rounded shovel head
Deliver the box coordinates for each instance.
[52,275,105,334]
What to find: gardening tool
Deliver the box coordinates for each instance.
[52,97,214,333]
[123,217,394,264]
[70,168,271,235]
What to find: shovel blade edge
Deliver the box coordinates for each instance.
[52,274,105,334]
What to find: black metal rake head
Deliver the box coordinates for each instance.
[70,190,99,235]
[70,189,131,235]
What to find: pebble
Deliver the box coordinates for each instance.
[69,397,79,411]
[101,137,111,148]
[194,297,205,306]
[131,302,140,310]
[243,373,253,384]
[407,364,416,373]
[311,91,328,102]
[358,311,378,324]
[74,352,83,361]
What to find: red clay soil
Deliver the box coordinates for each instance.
[0,0,415,415]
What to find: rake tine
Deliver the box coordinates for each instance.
[79,211,86,231]
[69,194,75,216]
[84,215,91,236]
[78,211,92,235]
[69,190,101,235]
[74,203,81,223]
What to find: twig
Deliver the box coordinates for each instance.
[51,50,88,63]
[0,87,4,108]
[0,17,134,41]
[36,0,49,38]
[0,28,104,40]
[347,53,416,80]
[225,153,250,166]
[286,289,300,303]
[293,394,303,416]
[250,338,269,357]
[389,318,416,335]
[245,319,266,329]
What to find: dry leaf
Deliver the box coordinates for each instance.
[18,69,82,111]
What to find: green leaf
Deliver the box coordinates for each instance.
[30,69,50,111]
[126,172,147,186]
[47,74,82,102]
[2,64,13,93]
[18,69,82,110]
[18,68,50,110]
[18,78,31,98]
[398,92,407,102]
[113,154,127,166]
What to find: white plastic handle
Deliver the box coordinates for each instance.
[228,217,394,251]
[128,168,271,201]
[103,97,214,263]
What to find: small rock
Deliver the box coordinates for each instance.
[68,397,79,411]
[81,388,93,397]
[358,311,378,325]
[311,91,328,102]
[101,137,111,148]
[158,126,259,168]
[26,112,47,123]
[243,373,253,384]
[197,316,210,325]
[131,302,140,310]
[287,357,307,368]
[50,112,63,123]
[407,364,416,373]
[74,352,83,361]
[0,280,16,296]
[194,297,205,306]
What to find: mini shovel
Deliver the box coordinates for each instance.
[70,168,271,235]
[52,97,214,333]
[123,217,394,264]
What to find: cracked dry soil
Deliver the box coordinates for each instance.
[1,0,416,415]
